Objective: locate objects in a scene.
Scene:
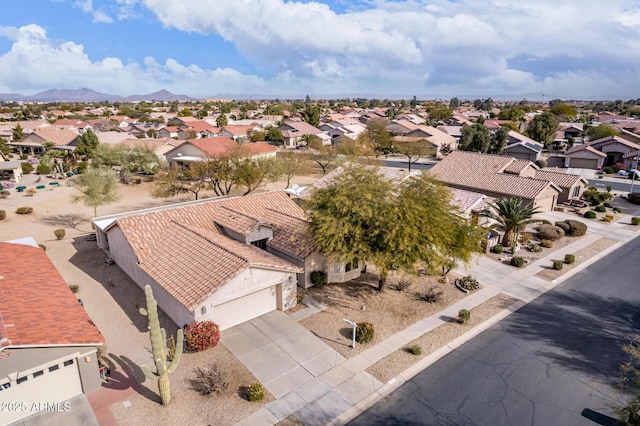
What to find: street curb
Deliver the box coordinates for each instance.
[329,231,639,426]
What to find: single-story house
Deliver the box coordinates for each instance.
[92,191,360,331]
[279,118,325,148]
[395,125,458,158]
[9,129,81,155]
[164,138,277,169]
[565,135,640,169]
[0,239,104,425]
[0,159,23,183]
[501,131,543,162]
[429,151,566,212]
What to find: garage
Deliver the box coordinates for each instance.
[568,157,599,169]
[213,286,279,330]
[0,359,83,424]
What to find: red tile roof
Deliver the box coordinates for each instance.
[187,137,238,157]
[0,242,104,347]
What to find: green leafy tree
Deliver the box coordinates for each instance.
[449,97,460,110]
[152,166,211,200]
[0,137,12,157]
[75,129,100,157]
[301,104,321,127]
[276,151,311,188]
[525,111,559,146]
[216,114,228,128]
[265,127,284,145]
[307,165,480,292]
[12,123,25,142]
[394,139,435,171]
[490,126,510,155]
[498,107,525,122]
[178,108,193,117]
[71,167,120,217]
[358,118,393,155]
[234,157,282,195]
[479,197,547,249]
[427,105,453,121]
[586,124,618,141]
[549,102,577,119]
[459,123,491,153]
[308,136,336,174]
[248,128,266,142]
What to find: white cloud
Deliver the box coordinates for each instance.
[75,0,93,13]
[93,10,114,23]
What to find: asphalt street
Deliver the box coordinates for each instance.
[351,236,640,426]
[589,179,640,193]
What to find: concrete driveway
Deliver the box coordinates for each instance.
[222,310,346,399]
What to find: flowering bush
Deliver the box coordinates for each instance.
[1,181,14,189]
[355,322,375,344]
[185,320,221,352]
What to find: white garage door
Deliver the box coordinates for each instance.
[213,286,278,330]
[0,359,82,424]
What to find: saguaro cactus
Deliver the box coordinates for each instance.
[139,285,183,406]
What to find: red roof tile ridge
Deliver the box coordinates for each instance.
[218,205,272,226]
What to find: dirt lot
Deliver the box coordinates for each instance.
[535,237,617,281]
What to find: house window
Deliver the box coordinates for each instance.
[16,377,28,384]
[572,186,580,198]
[0,382,10,391]
[63,360,74,367]
[332,262,342,275]
[345,258,358,273]
[251,238,268,250]
[49,365,59,372]
[33,370,44,378]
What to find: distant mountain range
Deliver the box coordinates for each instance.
[0,88,196,102]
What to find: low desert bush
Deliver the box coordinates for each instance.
[16,207,33,214]
[0,210,5,220]
[310,270,327,286]
[628,193,640,205]
[613,207,622,213]
[188,364,228,396]
[535,224,565,241]
[511,256,525,267]
[247,382,265,402]
[356,322,375,344]
[68,284,80,293]
[584,211,597,219]
[394,278,412,291]
[603,215,614,223]
[519,232,533,244]
[564,254,575,264]
[38,244,46,251]
[457,275,480,291]
[185,321,221,352]
[297,292,305,304]
[603,202,613,208]
[540,239,553,248]
[555,221,571,233]
[535,159,547,168]
[457,309,471,324]
[21,162,34,174]
[417,286,444,303]
[0,190,9,199]
[36,164,52,175]
[409,344,423,355]
[565,220,587,236]
[595,205,607,213]
[602,167,614,174]
[54,229,65,240]
[527,243,542,253]
[552,260,564,270]
[492,244,504,254]
[632,217,640,226]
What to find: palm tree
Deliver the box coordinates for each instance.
[479,197,547,250]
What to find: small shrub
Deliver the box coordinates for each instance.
[16,207,33,214]
[527,243,542,253]
[0,210,5,220]
[535,159,547,168]
[418,286,444,303]
[632,217,640,226]
[535,224,565,241]
[511,256,525,268]
[38,244,46,251]
[394,278,412,291]
[185,320,221,352]
[552,260,564,270]
[68,284,80,293]
[519,232,533,244]
[565,220,587,236]
[492,244,504,254]
[457,309,471,324]
[188,364,229,396]
[310,270,327,286]
[297,292,305,304]
[603,215,614,223]
[555,221,571,233]
[20,153,28,160]
[36,164,52,175]
[457,275,480,291]
[25,188,37,196]
[21,162,34,174]
[77,161,88,174]
[627,193,640,205]
[355,322,375,344]
[602,167,614,174]
[564,254,575,264]
[409,344,423,355]
[584,210,597,219]
[603,202,613,208]
[595,205,606,213]
[0,190,10,199]
[54,229,66,240]
[613,207,622,213]
[540,239,553,248]
[247,382,265,402]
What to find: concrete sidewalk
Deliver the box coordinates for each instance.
[234,208,640,426]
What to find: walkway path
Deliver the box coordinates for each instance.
[233,208,640,426]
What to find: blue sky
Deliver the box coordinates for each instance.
[1,0,639,100]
